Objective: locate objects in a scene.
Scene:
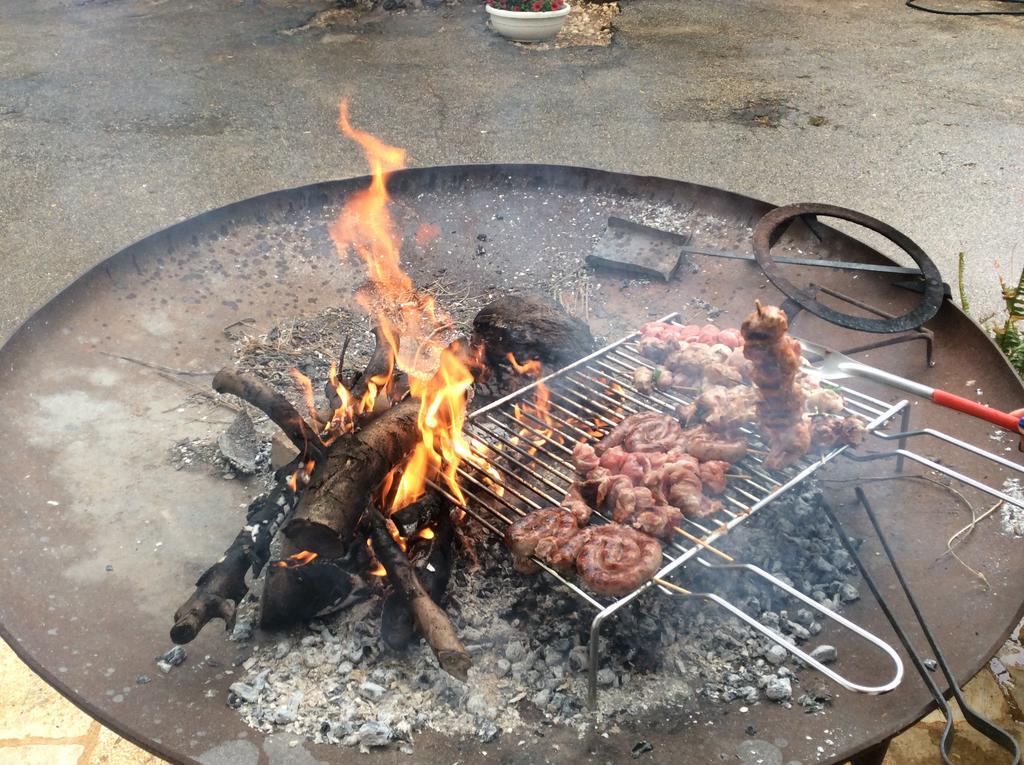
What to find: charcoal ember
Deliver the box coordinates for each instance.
[596,667,617,687]
[229,681,260,703]
[344,720,393,749]
[568,645,589,673]
[764,644,788,666]
[838,583,860,602]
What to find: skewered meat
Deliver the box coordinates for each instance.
[622,504,685,538]
[678,385,757,431]
[561,485,593,525]
[572,442,600,473]
[764,419,812,469]
[698,460,730,494]
[505,508,587,574]
[576,524,663,596]
[678,424,748,463]
[741,302,809,469]
[633,365,674,393]
[634,366,654,393]
[811,416,867,449]
[802,379,845,414]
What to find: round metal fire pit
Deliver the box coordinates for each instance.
[1,164,1021,765]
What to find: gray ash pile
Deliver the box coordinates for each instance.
[224,480,862,751]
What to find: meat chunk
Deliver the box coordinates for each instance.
[505,508,585,574]
[678,425,748,463]
[698,460,730,494]
[598,411,682,454]
[572,442,600,474]
[576,524,664,596]
[561,485,593,526]
[811,416,867,449]
[741,301,812,467]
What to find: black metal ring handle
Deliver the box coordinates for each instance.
[752,203,945,333]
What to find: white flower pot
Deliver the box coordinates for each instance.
[486,3,571,42]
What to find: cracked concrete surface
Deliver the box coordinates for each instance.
[1,0,1022,762]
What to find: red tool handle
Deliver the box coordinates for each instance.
[932,389,1024,432]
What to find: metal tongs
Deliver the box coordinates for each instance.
[822,489,1020,765]
[798,338,1024,441]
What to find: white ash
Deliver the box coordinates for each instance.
[999,478,1024,537]
[225,482,863,749]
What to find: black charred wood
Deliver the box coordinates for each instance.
[381,503,455,650]
[367,505,470,680]
[472,294,595,373]
[170,465,305,644]
[389,491,446,538]
[259,541,371,628]
[260,397,421,625]
[213,369,323,459]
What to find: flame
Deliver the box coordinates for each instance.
[326,101,499,521]
[285,459,316,492]
[416,526,435,541]
[290,369,322,431]
[274,550,318,568]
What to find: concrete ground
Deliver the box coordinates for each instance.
[1,0,1023,762]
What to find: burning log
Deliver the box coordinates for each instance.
[170,464,305,644]
[260,396,421,625]
[381,494,455,650]
[472,294,595,373]
[366,504,470,680]
[213,369,323,458]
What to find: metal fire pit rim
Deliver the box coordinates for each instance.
[1,164,1019,765]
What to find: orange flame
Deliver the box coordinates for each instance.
[508,353,555,453]
[290,369,322,431]
[327,100,486,519]
[274,550,318,568]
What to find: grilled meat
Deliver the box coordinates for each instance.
[576,524,663,596]
[741,301,810,469]
[504,508,587,574]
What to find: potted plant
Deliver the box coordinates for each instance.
[485,0,571,43]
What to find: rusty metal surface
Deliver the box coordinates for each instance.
[0,164,1021,765]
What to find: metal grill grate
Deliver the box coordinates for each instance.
[449,313,903,605]
[424,312,920,705]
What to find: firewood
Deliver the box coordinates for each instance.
[260,397,421,625]
[259,540,372,628]
[170,463,305,644]
[381,494,454,650]
[472,294,595,372]
[366,505,471,680]
[213,369,323,459]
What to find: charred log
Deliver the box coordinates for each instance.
[367,505,470,679]
[389,491,446,538]
[472,294,595,372]
[259,540,372,628]
[381,504,455,651]
[213,369,323,458]
[260,397,421,625]
[170,464,305,644]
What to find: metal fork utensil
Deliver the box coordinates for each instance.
[798,338,1024,436]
